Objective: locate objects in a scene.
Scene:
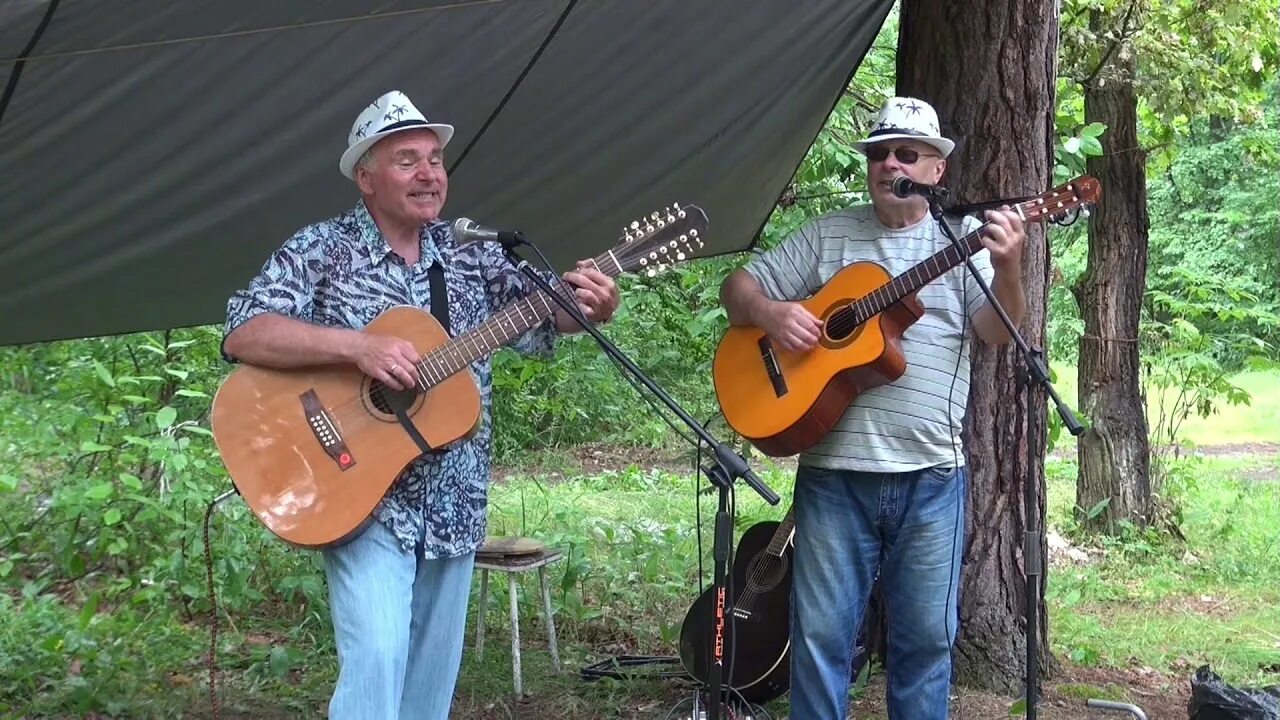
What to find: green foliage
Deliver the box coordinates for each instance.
[490,258,737,461]
[1060,0,1279,156]
[0,330,327,714]
[1047,454,1280,686]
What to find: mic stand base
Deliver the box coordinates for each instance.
[499,241,778,720]
[927,198,1083,720]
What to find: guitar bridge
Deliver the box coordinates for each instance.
[300,389,356,471]
[757,337,788,398]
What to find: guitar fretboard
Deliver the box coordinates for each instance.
[764,506,796,557]
[409,253,623,389]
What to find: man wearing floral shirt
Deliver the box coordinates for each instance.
[222,90,619,720]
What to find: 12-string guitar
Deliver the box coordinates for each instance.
[211,205,707,548]
[713,176,1100,457]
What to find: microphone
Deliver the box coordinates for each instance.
[891,176,949,202]
[450,217,524,247]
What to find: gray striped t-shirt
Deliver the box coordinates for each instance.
[744,204,993,472]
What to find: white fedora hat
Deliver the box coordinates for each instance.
[339,90,455,179]
[852,96,955,158]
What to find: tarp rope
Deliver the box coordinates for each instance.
[447,0,579,174]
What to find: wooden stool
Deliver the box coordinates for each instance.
[474,537,563,696]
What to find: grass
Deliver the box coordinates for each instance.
[1050,366,1280,448]
[2,371,1277,717]
[1045,454,1280,685]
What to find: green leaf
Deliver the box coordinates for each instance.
[269,646,292,678]
[1080,122,1107,138]
[79,592,100,631]
[165,368,190,381]
[1008,698,1027,716]
[103,508,123,526]
[0,474,18,492]
[93,361,116,388]
[1062,137,1081,154]
[1086,498,1111,519]
[1080,136,1104,156]
[174,389,209,398]
[80,441,112,453]
[85,483,114,501]
[155,406,178,430]
[119,473,143,491]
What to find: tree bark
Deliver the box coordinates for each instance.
[897,0,1059,694]
[1072,22,1151,534]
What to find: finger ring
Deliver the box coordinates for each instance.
[389,363,400,372]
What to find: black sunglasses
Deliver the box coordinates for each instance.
[864,145,940,164]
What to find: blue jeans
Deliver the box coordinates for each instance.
[323,520,475,720]
[790,464,966,720]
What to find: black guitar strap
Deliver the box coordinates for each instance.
[427,260,451,335]
[393,259,451,456]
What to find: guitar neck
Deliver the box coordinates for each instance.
[412,252,624,388]
[849,223,986,324]
[764,505,796,556]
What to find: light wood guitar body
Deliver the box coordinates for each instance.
[713,263,921,457]
[211,307,480,548]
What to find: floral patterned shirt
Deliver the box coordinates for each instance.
[224,200,557,558]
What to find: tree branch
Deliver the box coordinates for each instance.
[1080,0,1144,89]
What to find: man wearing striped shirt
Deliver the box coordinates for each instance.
[720,97,1027,719]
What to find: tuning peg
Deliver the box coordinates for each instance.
[1081,207,1091,218]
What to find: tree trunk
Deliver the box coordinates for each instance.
[1072,25,1151,534]
[897,0,1058,695]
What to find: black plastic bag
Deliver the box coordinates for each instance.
[1189,665,1280,720]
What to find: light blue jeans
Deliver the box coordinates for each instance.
[323,520,475,720]
[790,464,966,720]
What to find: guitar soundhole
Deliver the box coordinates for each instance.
[744,554,788,593]
[367,382,420,416]
[824,303,860,341]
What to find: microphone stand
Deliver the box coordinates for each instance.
[497,234,780,720]
[927,196,1083,720]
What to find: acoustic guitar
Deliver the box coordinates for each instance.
[211,205,708,548]
[713,176,1100,457]
[678,507,795,703]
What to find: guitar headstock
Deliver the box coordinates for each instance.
[606,204,710,277]
[1017,176,1101,224]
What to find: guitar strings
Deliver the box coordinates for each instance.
[311,238,641,432]
[820,225,989,341]
[318,283,578,424]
